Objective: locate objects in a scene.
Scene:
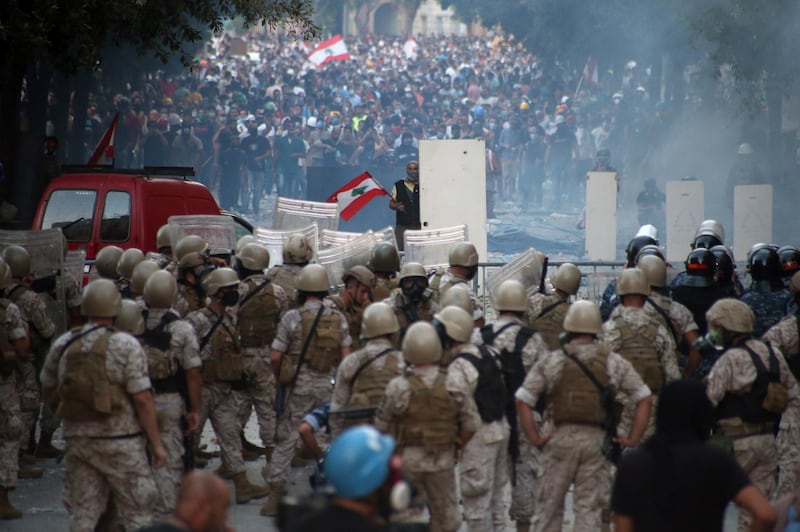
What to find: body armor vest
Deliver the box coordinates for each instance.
[340,348,400,428]
[646,296,679,345]
[373,278,396,301]
[394,292,435,330]
[611,315,664,394]
[57,328,129,422]
[238,278,281,348]
[551,349,611,427]
[141,312,181,390]
[327,295,363,351]
[396,371,458,451]
[300,307,342,373]
[0,300,16,376]
[531,295,569,351]
[198,309,243,383]
[270,267,299,309]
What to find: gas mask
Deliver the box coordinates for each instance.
[692,328,727,358]
[401,279,430,303]
[220,290,240,307]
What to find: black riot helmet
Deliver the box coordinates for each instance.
[709,245,735,282]
[682,248,716,287]
[777,245,800,279]
[692,234,722,250]
[747,244,781,282]
[625,236,658,267]
[635,244,664,264]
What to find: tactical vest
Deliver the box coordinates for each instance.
[429,269,469,304]
[551,349,611,427]
[238,278,281,348]
[396,371,458,451]
[57,327,129,422]
[531,295,569,351]
[178,281,204,313]
[141,311,181,391]
[393,179,420,227]
[645,296,679,345]
[300,307,342,373]
[327,295,363,351]
[373,278,396,302]
[198,309,243,383]
[611,315,664,394]
[0,300,16,376]
[340,348,400,427]
[455,346,507,423]
[271,267,299,309]
[394,292,435,330]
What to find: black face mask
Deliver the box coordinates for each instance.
[402,281,427,303]
[221,291,240,307]
[465,265,479,281]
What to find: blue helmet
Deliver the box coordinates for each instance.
[324,426,395,499]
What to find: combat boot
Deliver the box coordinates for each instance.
[213,461,234,479]
[241,432,266,455]
[232,471,269,504]
[0,487,22,520]
[35,440,63,460]
[259,482,286,516]
[17,462,43,479]
[516,520,531,532]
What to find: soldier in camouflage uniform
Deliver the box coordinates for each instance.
[326,265,374,351]
[705,298,799,532]
[186,268,269,505]
[262,264,351,516]
[174,235,214,318]
[0,259,30,519]
[740,244,791,338]
[116,248,145,299]
[429,242,483,323]
[599,231,658,321]
[762,271,800,497]
[266,234,313,310]
[633,255,701,377]
[233,243,288,461]
[40,279,165,531]
[375,321,481,532]
[603,268,678,439]
[437,305,509,532]
[2,245,56,475]
[368,242,400,301]
[529,263,581,351]
[383,262,439,343]
[330,302,404,435]
[516,300,653,532]
[140,271,203,517]
[475,280,549,532]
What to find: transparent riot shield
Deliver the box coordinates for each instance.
[0,229,67,335]
[317,232,378,287]
[254,224,318,267]
[485,248,545,307]
[373,226,398,248]
[320,229,364,249]
[167,215,237,257]
[272,197,339,232]
[404,225,468,269]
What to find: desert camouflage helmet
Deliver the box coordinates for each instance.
[144,270,178,309]
[398,262,427,281]
[203,267,239,297]
[706,298,754,334]
[616,268,650,297]
[552,263,581,295]
[175,235,209,269]
[494,279,527,312]
[361,302,400,339]
[95,246,124,279]
[238,243,270,271]
[368,242,400,274]
[563,300,602,335]
[343,265,376,288]
[81,279,122,318]
[637,255,666,288]
[115,299,145,335]
[448,242,479,268]
[433,305,474,343]
[440,283,473,315]
[402,321,443,365]
[236,235,257,255]
[117,248,145,279]
[296,264,330,293]
[156,224,174,251]
[2,245,31,278]
[130,260,160,297]
[283,234,313,265]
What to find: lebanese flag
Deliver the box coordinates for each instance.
[582,58,598,87]
[88,112,119,166]
[308,35,351,68]
[327,172,388,221]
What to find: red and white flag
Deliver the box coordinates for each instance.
[327,172,388,221]
[582,58,598,87]
[87,112,119,166]
[307,35,351,68]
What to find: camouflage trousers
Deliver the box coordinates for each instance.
[235,350,276,449]
[63,435,158,532]
[618,394,658,442]
[16,361,39,450]
[460,429,509,531]
[0,379,21,487]
[198,382,245,476]
[776,405,800,498]
[268,371,331,485]
[733,434,776,532]
[153,392,186,518]
[405,468,461,532]
[510,429,541,523]
[533,425,608,532]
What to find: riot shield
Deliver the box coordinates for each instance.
[320,229,363,249]
[0,229,67,335]
[167,215,237,257]
[272,197,339,232]
[254,224,318,267]
[317,232,378,287]
[63,249,87,312]
[404,225,468,269]
[485,248,545,307]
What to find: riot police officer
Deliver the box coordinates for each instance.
[740,244,790,338]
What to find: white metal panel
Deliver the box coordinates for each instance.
[733,185,772,261]
[665,180,704,262]
[418,139,487,264]
[585,172,618,260]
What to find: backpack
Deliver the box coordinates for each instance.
[456,345,507,423]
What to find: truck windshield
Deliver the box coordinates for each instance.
[41,189,96,242]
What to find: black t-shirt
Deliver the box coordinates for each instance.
[612,442,750,532]
[288,504,385,532]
